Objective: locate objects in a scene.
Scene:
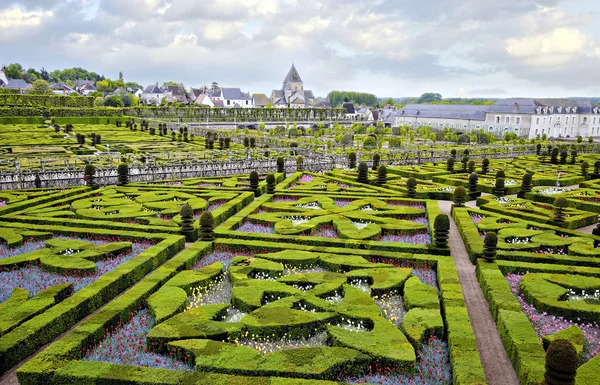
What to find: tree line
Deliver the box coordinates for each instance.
[327,91,379,107]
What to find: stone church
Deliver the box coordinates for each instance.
[270,64,315,108]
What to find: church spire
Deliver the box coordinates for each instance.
[282,63,303,88]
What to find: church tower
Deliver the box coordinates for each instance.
[282,63,304,100]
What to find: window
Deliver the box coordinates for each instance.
[463,124,467,129]
[516,117,521,125]
[543,118,547,124]
[535,129,538,135]
[572,117,576,124]
[246,100,249,105]
[536,117,540,125]
[549,117,553,124]
[495,116,500,124]
[227,100,230,105]
[557,116,561,122]
[505,116,510,124]
[584,117,588,123]
[571,127,574,134]
[594,117,597,124]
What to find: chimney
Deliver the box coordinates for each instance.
[514,103,518,111]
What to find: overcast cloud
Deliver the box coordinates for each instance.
[0,0,599,98]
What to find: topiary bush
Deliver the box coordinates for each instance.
[296,156,304,172]
[376,165,387,186]
[453,186,467,207]
[551,147,559,164]
[84,164,98,189]
[266,174,276,194]
[543,340,578,385]
[496,170,505,179]
[277,157,285,173]
[553,197,569,224]
[180,203,198,242]
[536,143,542,155]
[249,171,260,196]
[570,150,577,164]
[450,149,457,159]
[520,173,533,195]
[468,172,478,200]
[243,137,250,148]
[199,211,214,241]
[581,161,589,177]
[468,160,475,174]
[357,162,369,184]
[406,177,417,198]
[433,214,450,248]
[446,157,455,173]
[494,177,505,197]
[482,232,497,262]
[560,150,568,165]
[348,152,357,169]
[117,163,128,185]
[372,154,380,171]
[482,158,490,174]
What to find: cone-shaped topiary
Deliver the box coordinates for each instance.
[180,203,198,242]
[296,156,304,172]
[199,211,214,241]
[447,157,455,173]
[377,165,387,186]
[357,162,369,184]
[495,177,505,197]
[482,232,498,262]
[434,214,450,248]
[581,161,589,177]
[468,172,478,199]
[520,173,533,194]
[482,158,490,174]
[277,157,285,173]
[553,197,569,224]
[543,340,578,385]
[84,164,98,189]
[348,152,357,169]
[266,174,276,194]
[453,186,467,207]
[406,177,417,198]
[496,170,505,179]
[117,163,129,185]
[372,154,380,171]
[551,147,559,164]
[536,143,542,155]
[450,149,457,159]
[595,161,600,175]
[249,171,260,196]
[243,137,250,147]
[461,156,469,172]
[570,150,577,164]
[468,160,475,174]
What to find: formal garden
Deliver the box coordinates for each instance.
[0,108,599,384]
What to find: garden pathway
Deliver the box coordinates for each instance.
[438,201,520,385]
[0,242,196,385]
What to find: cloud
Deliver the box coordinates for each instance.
[0,6,52,29]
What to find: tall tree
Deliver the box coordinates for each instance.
[29,79,53,95]
[40,67,49,81]
[211,81,219,91]
[119,71,123,81]
[416,93,443,103]
[5,63,23,79]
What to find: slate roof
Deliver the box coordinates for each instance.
[253,93,269,106]
[398,104,488,121]
[282,63,303,87]
[221,87,244,100]
[342,102,356,114]
[74,80,95,88]
[51,82,75,91]
[304,90,314,99]
[486,98,536,114]
[143,84,163,94]
[4,79,32,89]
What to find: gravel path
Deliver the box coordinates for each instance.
[439,201,520,385]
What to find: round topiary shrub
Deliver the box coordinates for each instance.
[434,214,450,248]
[84,164,98,189]
[560,150,568,164]
[357,162,369,184]
[570,150,577,164]
[468,160,475,174]
[348,152,357,169]
[536,143,542,155]
[117,163,129,185]
[468,172,478,199]
[495,177,505,197]
[450,149,457,159]
[553,197,569,224]
[249,171,260,196]
[180,203,198,242]
[199,211,214,241]
[376,165,387,186]
[296,156,304,172]
[266,174,276,194]
[446,157,455,173]
[496,170,505,179]
[277,157,285,173]
[453,186,467,207]
[372,154,380,171]
[520,173,533,194]
[482,158,490,174]
[406,177,417,198]
[482,232,498,262]
[581,161,589,177]
[543,340,578,385]
[551,147,559,164]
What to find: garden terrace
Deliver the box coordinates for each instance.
[278,172,396,197]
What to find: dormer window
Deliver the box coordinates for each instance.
[566,107,571,113]
[543,107,548,114]
[537,107,542,114]
[557,107,562,113]
[549,106,554,113]
[572,107,577,113]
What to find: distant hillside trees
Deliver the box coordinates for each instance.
[327,91,378,107]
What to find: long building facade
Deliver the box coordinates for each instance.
[394,98,600,139]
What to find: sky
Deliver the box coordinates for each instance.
[1,0,599,99]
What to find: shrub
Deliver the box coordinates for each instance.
[84,164,98,189]
[543,340,578,385]
[570,150,577,164]
[277,157,285,173]
[450,149,457,159]
[559,150,568,164]
[468,160,475,174]
[180,203,197,242]
[581,161,589,177]
[372,154,380,171]
[468,172,478,199]
[296,156,304,172]
[348,152,357,169]
[446,157,455,173]
[553,197,569,224]
[406,177,417,198]
[376,165,387,186]
[117,163,128,185]
[577,135,583,143]
[482,232,497,262]
[266,174,276,194]
[249,171,260,196]
[433,214,450,248]
[536,143,542,155]
[550,147,559,164]
[243,137,250,148]
[482,158,490,174]
[494,177,505,197]
[250,137,256,148]
[453,186,467,207]
[357,162,369,184]
[520,173,533,194]
[199,212,214,241]
[595,161,600,175]
[461,156,469,172]
[496,170,505,179]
